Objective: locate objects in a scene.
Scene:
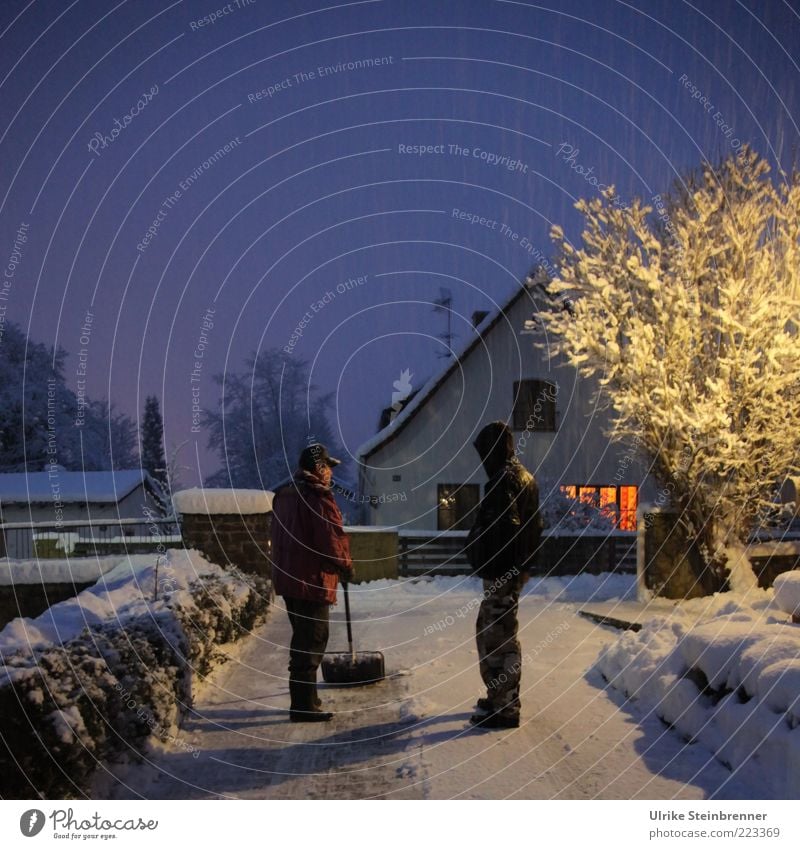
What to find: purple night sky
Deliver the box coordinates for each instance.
[1,0,798,486]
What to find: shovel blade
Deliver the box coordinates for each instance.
[321,651,385,685]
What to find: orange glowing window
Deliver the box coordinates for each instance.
[619,485,638,531]
[559,484,639,530]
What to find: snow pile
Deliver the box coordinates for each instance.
[0,554,142,586]
[173,488,273,515]
[597,589,800,796]
[723,543,759,594]
[0,549,271,799]
[773,571,800,618]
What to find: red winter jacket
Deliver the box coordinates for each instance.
[270,470,353,604]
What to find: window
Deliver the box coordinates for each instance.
[559,484,639,531]
[618,485,638,531]
[512,379,557,431]
[437,483,480,531]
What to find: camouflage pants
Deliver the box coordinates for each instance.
[476,576,522,717]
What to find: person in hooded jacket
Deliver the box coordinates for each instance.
[271,443,353,722]
[466,421,542,728]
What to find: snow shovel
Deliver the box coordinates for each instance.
[321,582,385,685]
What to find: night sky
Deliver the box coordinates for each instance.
[2,0,798,486]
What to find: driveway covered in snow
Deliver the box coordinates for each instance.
[108,575,758,800]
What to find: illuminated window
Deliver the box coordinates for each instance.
[559,484,639,530]
[619,486,638,531]
[437,483,480,531]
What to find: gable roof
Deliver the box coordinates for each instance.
[357,283,537,460]
[0,469,150,505]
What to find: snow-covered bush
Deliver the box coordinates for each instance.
[541,147,800,589]
[0,555,270,799]
[539,480,617,533]
[0,620,183,798]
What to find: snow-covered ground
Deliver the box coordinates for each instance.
[106,573,776,800]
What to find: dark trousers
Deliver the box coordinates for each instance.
[284,597,330,710]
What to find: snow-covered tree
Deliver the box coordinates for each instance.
[0,323,77,471]
[542,147,800,590]
[79,399,139,470]
[204,349,345,489]
[0,322,138,472]
[141,396,167,485]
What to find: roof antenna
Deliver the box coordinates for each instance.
[432,287,455,358]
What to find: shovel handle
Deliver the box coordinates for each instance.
[343,580,355,662]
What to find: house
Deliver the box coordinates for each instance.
[0,468,163,558]
[356,278,656,532]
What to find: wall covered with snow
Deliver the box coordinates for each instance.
[173,488,273,515]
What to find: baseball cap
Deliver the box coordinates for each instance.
[299,442,342,472]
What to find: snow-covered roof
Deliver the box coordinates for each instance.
[357,282,538,460]
[0,469,149,505]
[172,488,274,515]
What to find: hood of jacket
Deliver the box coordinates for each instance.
[473,421,515,478]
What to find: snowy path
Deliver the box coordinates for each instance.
[108,579,756,800]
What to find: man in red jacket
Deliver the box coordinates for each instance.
[271,443,353,722]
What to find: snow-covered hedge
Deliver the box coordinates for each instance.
[539,480,617,532]
[0,554,146,586]
[597,592,800,797]
[0,550,270,799]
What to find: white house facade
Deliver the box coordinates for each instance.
[356,280,656,532]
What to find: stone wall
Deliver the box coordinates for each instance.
[178,513,398,584]
[748,544,800,589]
[180,511,272,580]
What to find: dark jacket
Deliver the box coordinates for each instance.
[271,470,353,604]
[466,421,542,580]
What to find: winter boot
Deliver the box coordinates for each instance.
[289,679,332,722]
[470,711,520,729]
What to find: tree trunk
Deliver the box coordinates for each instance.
[679,503,729,595]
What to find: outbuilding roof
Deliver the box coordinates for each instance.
[0,469,150,505]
